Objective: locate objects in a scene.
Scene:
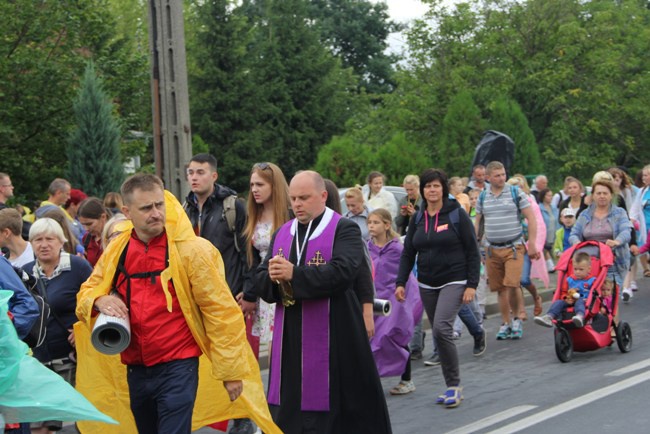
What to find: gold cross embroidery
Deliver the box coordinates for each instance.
[307,250,327,266]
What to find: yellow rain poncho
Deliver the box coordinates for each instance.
[75,190,280,433]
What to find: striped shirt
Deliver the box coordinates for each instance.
[476,184,530,245]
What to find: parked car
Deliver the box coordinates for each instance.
[338,185,407,214]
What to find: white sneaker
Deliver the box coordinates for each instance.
[622,288,633,302]
[630,281,638,291]
[534,314,554,328]
[572,314,584,328]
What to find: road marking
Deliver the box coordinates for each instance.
[486,370,650,433]
[605,358,650,376]
[445,406,538,434]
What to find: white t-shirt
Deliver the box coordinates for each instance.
[10,243,34,268]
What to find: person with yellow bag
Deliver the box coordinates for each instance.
[75,173,280,434]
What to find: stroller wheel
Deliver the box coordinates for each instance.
[615,321,632,353]
[554,328,573,363]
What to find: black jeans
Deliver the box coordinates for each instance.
[127,357,199,434]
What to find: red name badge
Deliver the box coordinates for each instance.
[436,224,448,232]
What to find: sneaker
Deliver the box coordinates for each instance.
[622,288,633,302]
[534,314,554,328]
[496,323,511,340]
[389,380,416,395]
[572,314,584,328]
[424,353,441,366]
[230,418,255,434]
[631,281,638,291]
[436,386,463,408]
[511,318,523,339]
[410,350,423,360]
[473,331,486,356]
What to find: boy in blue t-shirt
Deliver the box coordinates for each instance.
[535,252,595,328]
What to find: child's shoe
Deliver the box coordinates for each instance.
[622,287,633,302]
[572,314,584,328]
[534,314,554,328]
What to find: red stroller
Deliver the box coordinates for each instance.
[550,240,632,362]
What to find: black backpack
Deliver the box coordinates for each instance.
[13,266,51,348]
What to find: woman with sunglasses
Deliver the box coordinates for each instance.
[241,162,291,360]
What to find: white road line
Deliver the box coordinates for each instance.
[445,406,538,434]
[605,358,650,376]
[486,370,650,434]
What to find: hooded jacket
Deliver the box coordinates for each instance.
[184,183,247,296]
[75,191,280,434]
[396,198,480,289]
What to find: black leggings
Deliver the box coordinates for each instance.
[401,345,412,381]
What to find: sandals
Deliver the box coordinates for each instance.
[436,386,463,408]
[533,295,543,316]
[519,310,528,321]
[644,269,650,278]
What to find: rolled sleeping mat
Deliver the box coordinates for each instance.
[91,313,131,355]
[373,298,392,316]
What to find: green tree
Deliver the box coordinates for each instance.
[190,0,357,191]
[66,62,124,197]
[314,135,372,187]
[309,0,402,94]
[488,96,541,175]
[372,132,433,185]
[187,0,260,191]
[436,90,483,175]
[0,0,151,200]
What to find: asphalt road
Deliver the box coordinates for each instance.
[60,272,650,433]
[383,273,650,434]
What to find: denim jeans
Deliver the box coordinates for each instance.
[548,298,585,319]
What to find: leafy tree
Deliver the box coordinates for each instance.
[308,0,402,94]
[314,135,372,187]
[487,96,541,175]
[0,0,152,200]
[189,0,357,191]
[436,90,484,176]
[66,62,124,197]
[372,132,433,185]
[187,0,260,190]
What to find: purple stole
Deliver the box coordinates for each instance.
[268,207,340,412]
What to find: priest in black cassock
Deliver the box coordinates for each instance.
[255,170,392,434]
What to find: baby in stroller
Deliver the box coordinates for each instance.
[535,252,595,328]
[599,278,614,315]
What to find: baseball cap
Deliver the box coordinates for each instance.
[561,208,576,217]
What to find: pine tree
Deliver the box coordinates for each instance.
[66,62,123,196]
[436,90,484,175]
[488,96,542,175]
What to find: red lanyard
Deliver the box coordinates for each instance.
[424,210,439,234]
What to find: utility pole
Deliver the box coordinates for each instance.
[147,0,192,199]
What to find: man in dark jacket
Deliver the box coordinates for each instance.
[183,153,253,434]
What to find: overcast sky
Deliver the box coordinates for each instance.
[372,0,459,54]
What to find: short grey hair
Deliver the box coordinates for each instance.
[29,217,68,244]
